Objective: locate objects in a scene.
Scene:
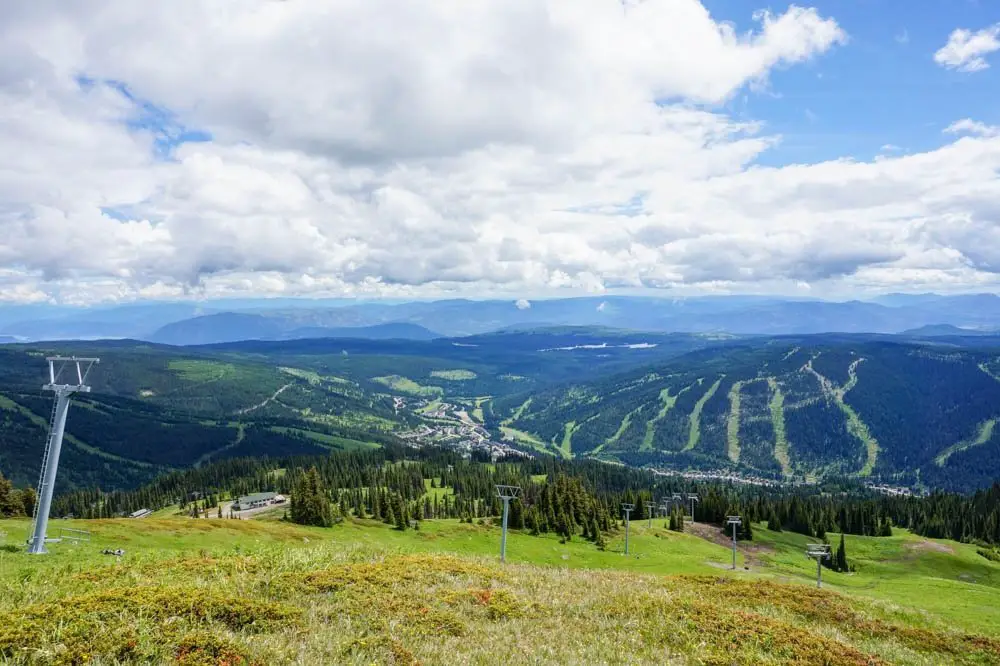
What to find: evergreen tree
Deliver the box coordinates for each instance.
[291,467,334,527]
[836,533,849,572]
[768,511,782,532]
[394,495,408,531]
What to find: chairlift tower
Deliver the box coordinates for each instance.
[687,493,700,521]
[726,515,742,570]
[28,357,99,554]
[621,503,634,555]
[806,544,832,588]
[658,501,671,519]
[495,485,521,563]
[644,501,657,528]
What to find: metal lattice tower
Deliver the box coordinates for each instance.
[806,544,832,588]
[621,503,635,555]
[644,501,657,528]
[28,357,99,554]
[686,493,700,521]
[726,515,742,570]
[495,485,521,563]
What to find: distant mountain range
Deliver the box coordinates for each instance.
[5,293,1000,344]
[149,315,440,345]
[900,324,999,337]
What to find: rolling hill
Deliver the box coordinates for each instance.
[0,330,714,491]
[492,338,1000,491]
[6,331,1000,494]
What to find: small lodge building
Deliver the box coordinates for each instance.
[234,491,278,511]
[129,508,153,519]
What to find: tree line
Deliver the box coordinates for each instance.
[22,443,998,554]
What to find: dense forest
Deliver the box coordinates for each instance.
[6,335,1000,497]
[493,340,1000,492]
[41,446,1000,550]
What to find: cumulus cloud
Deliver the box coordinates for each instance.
[0,1,998,305]
[945,119,1000,138]
[934,24,1000,72]
[515,299,532,310]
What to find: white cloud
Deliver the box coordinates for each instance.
[934,24,1000,72]
[0,1,998,305]
[945,119,1000,138]
[515,299,532,310]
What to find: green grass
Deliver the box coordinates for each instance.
[596,404,644,455]
[501,397,532,426]
[429,369,477,381]
[751,525,1000,636]
[558,421,576,459]
[727,380,743,463]
[423,478,456,502]
[372,375,444,397]
[2,517,999,664]
[500,426,548,453]
[767,377,791,477]
[806,360,879,476]
[471,397,488,422]
[935,419,997,466]
[278,366,351,386]
[269,427,381,451]
[684,376,722,451]
[641,386,684,452]
[167,359,238,383]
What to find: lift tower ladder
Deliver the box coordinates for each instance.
[28,357,99,555]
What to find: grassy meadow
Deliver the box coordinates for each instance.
[2,510,1000,664]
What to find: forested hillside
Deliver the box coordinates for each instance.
[6,334,1000,495]
[493,339,1000,492]
[0,345,405,491]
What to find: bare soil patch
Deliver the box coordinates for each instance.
[684,521,775,569]
[906,540,955,555]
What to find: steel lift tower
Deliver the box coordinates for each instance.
[806,543,832,588]
[495,485,521,563]
[621,503,635,555]
[28,356,99,555]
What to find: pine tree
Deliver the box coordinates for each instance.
[768,511,782,532]
[836,533,848,572]
[394,495,408,531]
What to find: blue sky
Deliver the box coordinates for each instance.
[703,0,1000,164]
[3,1,1000,306]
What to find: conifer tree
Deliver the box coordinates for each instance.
[836,533,848,572]
[394,495,408,531]
[768,511,782,532]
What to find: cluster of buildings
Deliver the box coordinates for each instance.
[399,400,526,460]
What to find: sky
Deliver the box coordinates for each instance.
[1,1,999,306]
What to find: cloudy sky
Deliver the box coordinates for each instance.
[1,0,999,305]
